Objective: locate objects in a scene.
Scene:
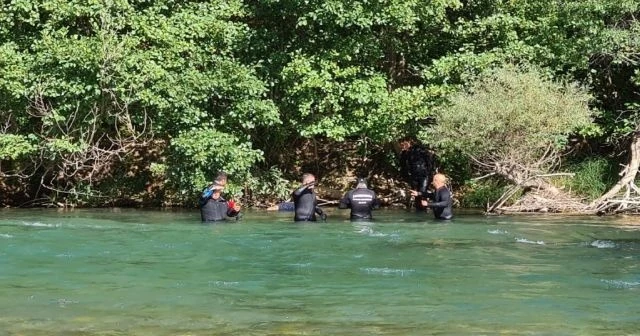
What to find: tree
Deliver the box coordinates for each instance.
[588,18,640,214]
[0,0,279,206]
[424,65,596,212]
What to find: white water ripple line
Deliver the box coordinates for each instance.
[209,281,240,287]
[289,263,312,268]
[601,279,640,289]
[515,238,545,245]
[488,229,508,235]
[361,267,415,276]
[590,240,616,248]
[354,225,389,237]
[21,221,59,228]
[0,233,13,238]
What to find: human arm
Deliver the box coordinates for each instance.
[338,191,351,209]
[410,190,422,197]
[278,201,295,211]
[226,199,242,217]
[315,205,327,221]
[372,193,381,209]
[420,188,451,208]
[199,186,213,206]
[412,189,434,198]
[292,182,315,197]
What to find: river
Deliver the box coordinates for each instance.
[1,208,639,335]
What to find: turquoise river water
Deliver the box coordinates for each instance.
[1,208,639,335]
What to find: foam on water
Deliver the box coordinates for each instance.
[354,224,389,237]
[515,238,545,245]
[370,231,389,237]
[590,240,616,249]
[0,233,13,238]
[488,229,508,235]
[355,225,374,234]
[21,221,59,228]
[288,262,312,268]
[209,281,240,287]
[51,298,80,307]
[601,279,640,289]
[361,267,415,276]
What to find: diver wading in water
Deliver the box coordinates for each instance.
[338,178,380,221]
[413,173,453,220]
[199,172,242,222]
[292,173,327,222]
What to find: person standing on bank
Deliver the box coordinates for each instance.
[292,173,327,222]
[416,173,453,220]
[339,178,380,221]
[199,173,242,222]
[398,138,437,210]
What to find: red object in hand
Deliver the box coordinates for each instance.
[227,200,236,208]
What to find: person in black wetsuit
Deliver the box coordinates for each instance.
[199,181,242,222]
[398,138,437,210]
[338,178,380,221]
[292,173,327,222]
[418,173,453,220]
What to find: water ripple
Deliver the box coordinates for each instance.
[22,221,59,228]
[601,279,640,289]
[590,240,616,249]
[209,281,240,287]
[51,298,79,307]
[515,238,545,245]
[361,267,415,276]
[488,229,508,235]
[288,263,311,268]
[354,224,390,237]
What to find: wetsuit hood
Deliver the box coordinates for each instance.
[356,177,368,189]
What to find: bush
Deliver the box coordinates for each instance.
[243,167,293,206]
[424,65,596,170]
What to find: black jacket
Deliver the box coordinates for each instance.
[400,144,435,180]
[339,187,380,220]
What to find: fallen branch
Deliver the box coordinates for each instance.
[471,172,496,181]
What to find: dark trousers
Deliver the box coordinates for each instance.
[410,176,429,210]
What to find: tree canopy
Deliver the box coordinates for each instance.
[0,0,638,207]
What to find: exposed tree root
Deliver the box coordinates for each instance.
[489,130,640,216]
[587,131,640,215]
[491,188,589,214]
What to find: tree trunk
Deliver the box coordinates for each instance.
[589,130,640,213]
[493,163,561,194]
[488,163,584,214]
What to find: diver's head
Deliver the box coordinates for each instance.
[432,173,447,189]
[355,177,368,189]
[302,173,316,185]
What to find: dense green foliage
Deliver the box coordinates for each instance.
[0,0,638,206]
[424,65,595,168]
